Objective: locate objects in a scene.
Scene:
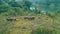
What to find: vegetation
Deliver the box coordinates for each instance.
[0,0,60,34]
[31,26,56,34]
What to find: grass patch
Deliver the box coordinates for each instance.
[31,26,56,34]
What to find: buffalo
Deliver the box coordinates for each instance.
[6,17,16,21]
[24,16,35,20]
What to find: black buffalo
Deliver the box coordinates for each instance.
[24,16,35,20]
[6,18,16,21]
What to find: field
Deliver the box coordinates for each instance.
[0,14,60,34]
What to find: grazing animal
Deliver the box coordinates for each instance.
[6,17,16,21]
[24,16,35,20]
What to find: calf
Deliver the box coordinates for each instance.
[24,16,35,20]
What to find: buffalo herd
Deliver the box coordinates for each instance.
[6,16,35,21]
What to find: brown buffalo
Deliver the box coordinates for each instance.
[24,16,35,20]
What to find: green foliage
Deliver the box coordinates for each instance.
[0,0,60,16]
[0,4,9,13]
[23,0,32,9]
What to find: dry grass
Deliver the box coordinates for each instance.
[0,15,59,34]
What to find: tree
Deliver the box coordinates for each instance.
[23,0,32,10]
[0,4,10,13]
